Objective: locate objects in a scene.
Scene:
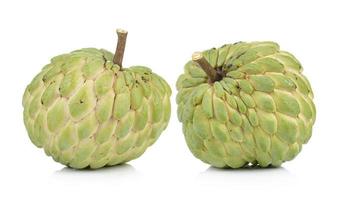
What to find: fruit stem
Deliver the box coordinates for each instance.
[192,52,222,83]
[113,29,128,68]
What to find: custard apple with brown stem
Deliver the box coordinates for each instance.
[176,41,316,168]
[23,29,171,169]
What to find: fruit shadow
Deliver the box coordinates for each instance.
[207,164,286,171]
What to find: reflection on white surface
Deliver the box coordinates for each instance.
[56,163,136,174]
[197,166,296,187]
[52,164,141,183]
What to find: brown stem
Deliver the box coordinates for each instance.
[113,29,128,67]
[192,52,222,83]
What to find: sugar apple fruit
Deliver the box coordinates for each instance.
[23,29,171,169]
[176,42,316,168]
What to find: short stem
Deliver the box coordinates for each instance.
[192,52,221,83]
[113,29,128,68]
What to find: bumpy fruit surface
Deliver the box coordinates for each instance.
[23,30,171,169]
[176,42,316,168]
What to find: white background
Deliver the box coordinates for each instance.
[0,0,338,199]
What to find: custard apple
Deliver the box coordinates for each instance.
[23,29,171,169]
[176,41,316,168]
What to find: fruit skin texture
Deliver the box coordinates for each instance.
[176,42,316,168]
[23,48,171,169]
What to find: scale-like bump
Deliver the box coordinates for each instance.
[249,75,275,93]
[57,123,77,151]
[47,99,68,132]
[96,120,116,144]
[252,91,276,112]
[113,92,130,120]
[68,81,96,120]
[77,112,98,140]
[94,71,114,97]
[60,70,83,97]
[95,92,114,123]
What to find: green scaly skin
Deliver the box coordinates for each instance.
[176,41,316,168]
[23,48,171,169]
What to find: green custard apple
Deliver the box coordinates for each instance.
[23,29,171,169]
[176,42,316,168]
